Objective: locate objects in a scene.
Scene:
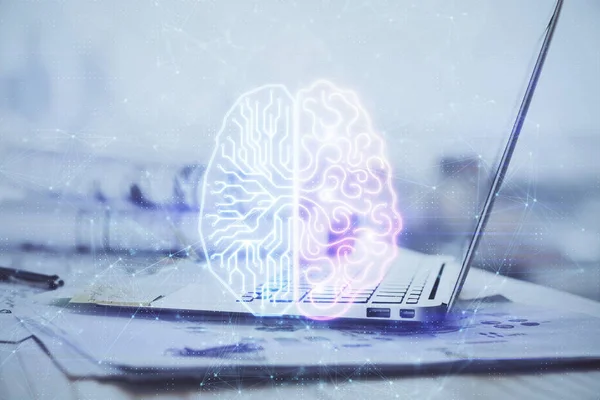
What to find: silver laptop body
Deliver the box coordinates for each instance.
[156,1,562,323]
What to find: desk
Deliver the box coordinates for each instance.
[1,251,599,399]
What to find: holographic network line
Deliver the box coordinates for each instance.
[199,80,402,318]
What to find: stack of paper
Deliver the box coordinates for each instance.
[10,298,600,381]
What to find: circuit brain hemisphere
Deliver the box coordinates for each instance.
[200,81,402,317]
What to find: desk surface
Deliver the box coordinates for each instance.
[1,251,599,400]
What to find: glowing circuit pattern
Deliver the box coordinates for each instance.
[199,80,402,318]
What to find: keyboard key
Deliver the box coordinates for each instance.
[340,296,369,303]
[303,297,337,303]
[345,298,369,304]
[263,287,281,292]
[308,296,337,301]
[372,297,404,304]
[348,285,376,290]
[271,291,307,302]
[311,290,339,296]
[346,291,374,296]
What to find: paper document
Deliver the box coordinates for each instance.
[68,257,195,306]
[0,282,38,343]
[16,299,600,380]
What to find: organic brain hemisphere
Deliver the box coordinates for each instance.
[200,81,401,316]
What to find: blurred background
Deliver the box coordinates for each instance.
[0,0,598,299]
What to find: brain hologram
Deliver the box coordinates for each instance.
[199,80,402,318]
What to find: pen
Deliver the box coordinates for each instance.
[0,266,64,290]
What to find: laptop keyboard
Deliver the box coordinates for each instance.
[238,268,431,305]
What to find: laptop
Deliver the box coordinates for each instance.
[151,1,563,323]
